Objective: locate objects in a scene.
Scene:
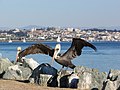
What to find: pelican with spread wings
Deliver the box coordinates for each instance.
[18,38,97,69]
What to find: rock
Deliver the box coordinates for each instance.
[8,65,22,74]
[39,74,52,86]
[22,58,39,70]
[102,69,120,90]
[59,74,70,88]
[29,74,53,86]
[47,75,58,87]
[0,58,13,77]
[29,77,34,84]
[3,68,22,80]
[78,72,92,89]
[30,63,58,85]
[102,80,118,90]
[19,65,32,80]
[68,73,79,88]
[107,69,120,81]
[61,73,79,88]
[75,66,107,90]
[3,64,32,80]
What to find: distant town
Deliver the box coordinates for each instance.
[0,27,120,42]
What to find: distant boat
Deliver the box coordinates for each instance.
[8,39,12,43]
[57,36,61,42]
[22,38,26,43]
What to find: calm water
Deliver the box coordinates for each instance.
[0,41,120,72]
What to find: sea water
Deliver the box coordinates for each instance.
[0,41,120,72]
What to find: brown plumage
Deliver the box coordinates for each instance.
[18,43,55,59]
[18,38,97,69]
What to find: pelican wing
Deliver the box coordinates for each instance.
[61,38,97,61]
[18,43,54,59]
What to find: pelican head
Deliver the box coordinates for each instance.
[54,44,61,58]
[17,47,22,52]
[51,43,61,65]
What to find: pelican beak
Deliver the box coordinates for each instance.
[51,50,58,65]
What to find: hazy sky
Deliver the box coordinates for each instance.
[0,0,120,28]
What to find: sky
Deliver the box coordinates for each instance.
[0,0,120,28]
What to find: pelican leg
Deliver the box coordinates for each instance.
[58,66,64,76]
[58,66,69,76]
[58,66,64,73]
[62,67,68,75]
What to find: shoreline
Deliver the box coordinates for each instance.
[0,39,120,43]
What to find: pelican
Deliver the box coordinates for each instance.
[16,47,22,62]
[18,38,97,69]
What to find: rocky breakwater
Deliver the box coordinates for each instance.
[0,57,120,90]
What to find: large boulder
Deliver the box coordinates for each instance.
[102,69,120,90]
[3,65,23,80]
[3,64,32,80]
[0,58,13,77]
[22,58,39,70]
[2,58,39,81]
[75,66,107,90]
[29,63,58,86]
[59,72,79,88]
